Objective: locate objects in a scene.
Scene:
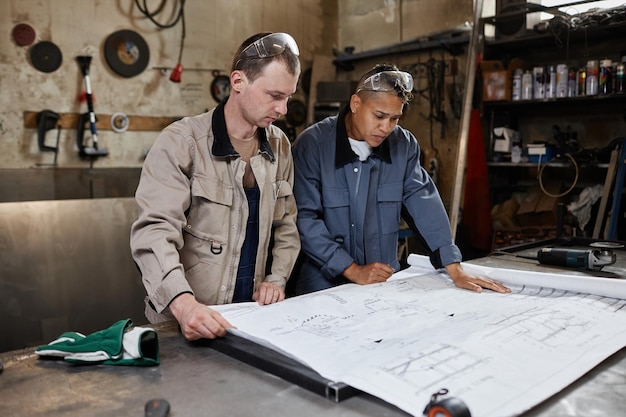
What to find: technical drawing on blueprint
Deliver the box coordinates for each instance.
[212,266,626,417]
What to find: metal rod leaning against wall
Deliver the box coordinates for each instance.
[449,0,483,239]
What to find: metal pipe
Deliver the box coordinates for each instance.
[449,0,483,240]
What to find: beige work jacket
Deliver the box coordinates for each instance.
[130,106,300,323]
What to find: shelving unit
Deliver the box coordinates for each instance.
[478,3,626,240]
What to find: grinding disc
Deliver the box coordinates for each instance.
[30,41,63,73]
[12,23,36,46]
[210,74,231,102]
[286,99,307,127]
[104,29,150,78]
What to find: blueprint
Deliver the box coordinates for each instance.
[211,257,626,417]
[403,253,626,299]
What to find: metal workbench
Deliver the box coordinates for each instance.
[1,244,625,417]
[1,320,625,417]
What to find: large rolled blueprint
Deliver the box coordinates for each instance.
[211,255,626,417]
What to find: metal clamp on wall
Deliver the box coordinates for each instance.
[36,109,61,167]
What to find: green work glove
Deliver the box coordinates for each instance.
[36,319,159,366]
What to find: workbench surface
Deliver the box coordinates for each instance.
[2,248,625,417]
[2,321,625,416]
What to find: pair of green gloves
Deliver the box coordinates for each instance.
[36,319,159,366]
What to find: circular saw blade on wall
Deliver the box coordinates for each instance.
[104,29,150,78]
[30,41,63,73]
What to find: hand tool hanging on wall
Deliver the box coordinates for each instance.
[75,56,108,157]
[36,109,61,167]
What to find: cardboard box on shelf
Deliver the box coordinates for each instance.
[481,58,526,102]
[516,184,560,227]
[481,60,509,101]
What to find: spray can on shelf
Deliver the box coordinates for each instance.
[616,57,625,93]
[567,66,578,97]
[521,70,533,100]
[546,65,557,98]
[512,68,522,101]
[556,64,568,98]
[533,66,546,99]
[578,66,587,96]
[599,59,613,94]
[586,60,598,95]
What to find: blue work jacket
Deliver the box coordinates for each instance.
[292,105,461,292]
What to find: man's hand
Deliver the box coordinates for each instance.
[445,263,511,293]
[169,293,234,341]
[343,262,395,285]
[253,282,285,305]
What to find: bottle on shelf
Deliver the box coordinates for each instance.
[615,56,625,93]
[599,59,613,94]
[547,65,557,98]
[521,70,533,100]
[556,64,568,98]
[567,67,578,97]
[586,60,598,95]
[533,66,546,99]
[578,66,587,96]
[512,68,522,101]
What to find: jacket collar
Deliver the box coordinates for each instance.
[211,97,275,162]
[335,104,392,168]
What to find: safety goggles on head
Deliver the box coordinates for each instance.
[240,32,300,59]
[357,70,414,94]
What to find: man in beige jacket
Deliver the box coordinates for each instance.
[130,33,301,340]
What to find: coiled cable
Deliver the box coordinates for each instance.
[538,152,579,198]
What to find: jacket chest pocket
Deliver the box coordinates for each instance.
[273,180,293,220]
[185,176,234,245]
[377,182,402,234]
[321,186,351,235]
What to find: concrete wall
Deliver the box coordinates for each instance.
[336,0,474,209]
[1,0,474,207]
[0,0,335,170]
[339,0,473,53]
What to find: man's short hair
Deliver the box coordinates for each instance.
[231,32,300,82]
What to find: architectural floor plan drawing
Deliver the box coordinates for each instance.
[212,257,626,417]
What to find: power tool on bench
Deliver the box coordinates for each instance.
[536,242,622,271]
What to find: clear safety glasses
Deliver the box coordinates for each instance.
[357,70,414,93]
[240,32,300,59]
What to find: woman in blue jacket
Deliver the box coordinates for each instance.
[292,64,509,296]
